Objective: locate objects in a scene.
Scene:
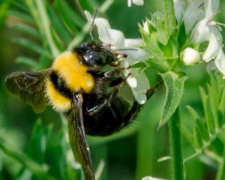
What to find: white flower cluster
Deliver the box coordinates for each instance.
[84,11,150,104]
[175,0,225,77]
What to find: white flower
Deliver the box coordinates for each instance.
[175,0,225,77]
[182,48,200,66]
[84,11,150,104]
[183,0,204,34]
[173,0,185,24]
[128,0,144,7]
[142,176,167,180]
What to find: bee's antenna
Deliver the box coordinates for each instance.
[89,9,98,42]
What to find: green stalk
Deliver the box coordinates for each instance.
[169,108,184,180]
[215,147,225,180]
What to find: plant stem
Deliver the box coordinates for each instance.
[169,108,184,180]
[215,146,225,180]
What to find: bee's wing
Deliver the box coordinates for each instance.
[5,69,51,113]
[68,93,95,180]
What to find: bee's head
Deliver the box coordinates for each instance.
[74,42,117,67]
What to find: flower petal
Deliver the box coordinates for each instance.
[130,69,150,104]
[133,0,144,6]
[132,88,147,104]
[128,0,132,7]
[107,29,125,48]
[203,33,220,62]
[214,48,225,77]
[183,0,204,34]
[142,177,167,180]
[173,0,185,24]
[204,0,219,20]
[190,20,210,44]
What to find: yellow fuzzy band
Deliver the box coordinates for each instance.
[52,52,94,93]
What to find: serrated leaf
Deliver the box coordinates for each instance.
[193,126,203,150]
[159,71,188,127]
[199,87,215,135]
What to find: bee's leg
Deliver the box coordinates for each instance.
[87,82,122,116]
[68,92,95,180]
[87,71,130,116]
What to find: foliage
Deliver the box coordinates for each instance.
[1,0,225,180]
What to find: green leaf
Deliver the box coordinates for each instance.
[159,71,188,127]
[13,24,41,39]
[79,0,93,13]
[16,56,39,68]
[7,10,34,24]
[193,126,203,150]
[53,130,67,179]
[35,0,61,58]
[0,0,14,27]
[177,22,188,50]
[186,105,200,120]
[15,169,32,180]
[199,87,215,135]
[55,0,84,31]
[219,88,225,115]
[186,105,209,142]
[155,13,168,45]
[163,0,176,39]
[0,138,56,180]
[13,38,52,58]
[207,84,219,131]
[29,119,52,164]
[181,125,195,149]
[46,5,72,45]
[13,1,30,12]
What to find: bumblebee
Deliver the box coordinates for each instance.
[5,41,161,179]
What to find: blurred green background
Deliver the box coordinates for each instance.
[1,0,225,180]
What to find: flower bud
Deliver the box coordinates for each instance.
[181,48,200,66]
